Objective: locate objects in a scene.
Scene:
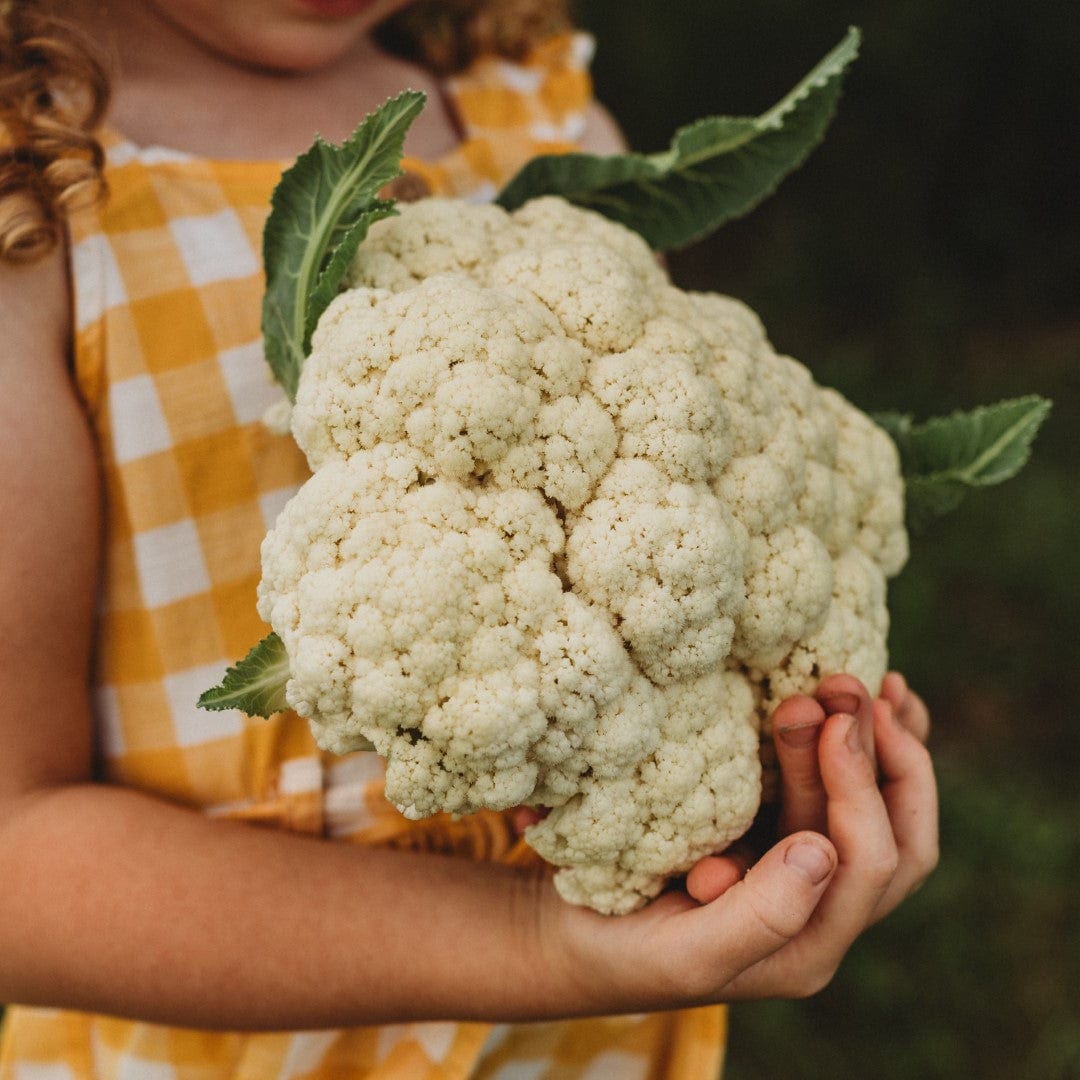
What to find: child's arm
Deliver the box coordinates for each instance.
[0,713,921,1025]
[0,251,935,1028]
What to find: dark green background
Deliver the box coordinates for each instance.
[573,2,1079,1076]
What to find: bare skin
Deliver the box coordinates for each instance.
[81,0,626,161]
[0,0,938,1030]
[685,674,937,934]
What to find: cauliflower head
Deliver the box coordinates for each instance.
[257,196,908,914]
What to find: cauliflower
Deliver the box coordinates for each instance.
[256,196,908,914]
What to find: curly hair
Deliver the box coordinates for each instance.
[0,0,573,265]
[0,1,110,264]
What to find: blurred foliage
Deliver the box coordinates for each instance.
[724,758,1080,1079]
[573,1,1078,1076]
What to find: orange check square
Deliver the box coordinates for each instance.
[101,304,151,384]
[109,682,174,754]
[100,534,143,611]
[130,288,216,373]
[98,607,166,684]
[110,227,192,301]
[173,428,259,516]
[198,275,265,353]
[197,503,266,587]
[210,575,266,657]
[116,452,187,533]
[155,359,236,443]
[248,423,310,494]
[98,165,171,234]
[151,592,227,672]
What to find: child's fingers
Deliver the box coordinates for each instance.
[867,697,939,922]
[591,835,836,1007]
[675,833,837,996]
[685,843,755,904]
[880,672,931,743]
[776,712,899,971]
[683,691,934,1000]
[879,671,908,713]
[690,694,829,905]
[897,688,931,743]
[815,673,876,771]
[772,695,828,836]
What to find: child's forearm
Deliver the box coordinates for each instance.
[0,782,571,1029]
[0,685,939,1026]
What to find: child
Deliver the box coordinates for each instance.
[0,2,938,1077]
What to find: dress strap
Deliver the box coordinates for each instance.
[445,30,595,145]
[399,31,597,202]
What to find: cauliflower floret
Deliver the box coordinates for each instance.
[260,196,908,914]
[565,459,747,685]
[507,195,669,294]
[529,670,760,914]
[293,276,555,474]
[345,198,517,289]
[733,525,835,670]
[824,389,910,576]
[490,242,656,355]
[588,347,731,483]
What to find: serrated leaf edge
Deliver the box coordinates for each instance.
[756,26,861,132]
[915,395,1051,487]
[654,25,861,169]
[496,27,861,250]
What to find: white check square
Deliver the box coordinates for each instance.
[71,233,128,331]
[165,663,244,747]
[109,374,172,465]
[169,209,259,287]
[132,519,211,608]
[219,341,286,425]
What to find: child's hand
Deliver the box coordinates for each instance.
[879,670,932,743]
[689,673,936,914]
[541,672,938,1009]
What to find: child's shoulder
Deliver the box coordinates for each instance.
[400,30,617,198]
[447,30,596,130]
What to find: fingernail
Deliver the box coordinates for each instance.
[777,720,823,748]
[821,691,860,717]
[785,842,833,884]
[844,716,863,754]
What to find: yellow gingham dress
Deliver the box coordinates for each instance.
[0,33,727,1080]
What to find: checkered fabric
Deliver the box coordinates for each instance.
[0,32,726,1080]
